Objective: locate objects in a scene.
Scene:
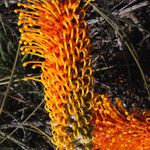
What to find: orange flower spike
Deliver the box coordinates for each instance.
[92,95,150,150]
[16,0,94,149]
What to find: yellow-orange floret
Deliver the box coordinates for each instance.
[92,94,150,150]
[16,0,94,149]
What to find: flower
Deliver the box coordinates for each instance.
[92,94,150,150]
[16,0,150,150]
[16,0,94,149]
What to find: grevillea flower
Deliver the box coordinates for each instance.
[15,0,150,150]
[92,94,150,150]
[16,0,94,149]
